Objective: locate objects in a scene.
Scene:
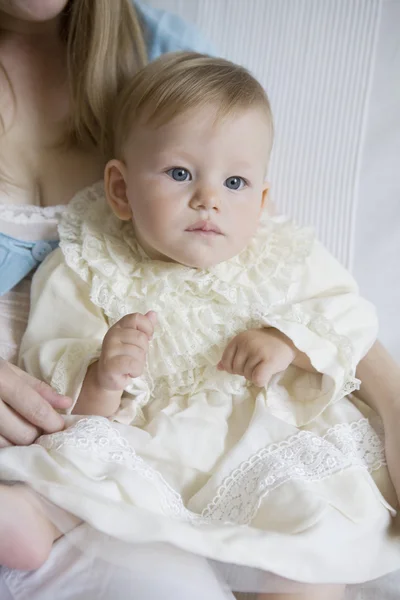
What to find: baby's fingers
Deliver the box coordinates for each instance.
[104,346,146,377]
[218,340,238,373]
[243,355,264,382]
[116,329,150,353]
[250,361,275,388]
[117,312,156,339]
[145,311,157,327]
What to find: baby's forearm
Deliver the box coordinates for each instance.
[262,326,317,374]
[73,361,123,417]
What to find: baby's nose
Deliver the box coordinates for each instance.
[190,187,220,211]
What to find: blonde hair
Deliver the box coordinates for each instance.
[112,52,274,160]
[0,0,147,153]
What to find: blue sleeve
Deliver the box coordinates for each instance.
[134,1,217,61]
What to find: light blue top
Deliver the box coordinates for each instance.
[135,0,216,60]
[0,235,59,296]
[0,2,215,296]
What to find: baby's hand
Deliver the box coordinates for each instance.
[97,311,157,391]
[218,328,297,387]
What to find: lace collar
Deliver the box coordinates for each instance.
[59,181,315,323]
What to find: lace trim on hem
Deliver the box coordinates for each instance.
[202,417,385,524]
[39,416,386,526]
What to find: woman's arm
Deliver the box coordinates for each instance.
[355,340,400,419]
[356,341,400,503]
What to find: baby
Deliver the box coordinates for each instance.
[0,53,399,600]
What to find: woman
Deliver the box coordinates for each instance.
[0,1,399,599]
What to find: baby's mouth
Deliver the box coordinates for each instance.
[185,220,223,235]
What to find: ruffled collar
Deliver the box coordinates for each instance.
[60,181,313,311]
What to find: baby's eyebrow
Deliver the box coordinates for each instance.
[155,149,196,163]
[229,161,253,170]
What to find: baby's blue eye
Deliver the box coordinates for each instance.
[167,167,191,182]
[224,176,246,190]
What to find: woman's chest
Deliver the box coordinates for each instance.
[0,124,103,208]
[0,49,103,208]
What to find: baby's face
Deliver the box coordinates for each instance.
[120,105,270,268]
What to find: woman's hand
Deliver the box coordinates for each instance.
[218,328,297,387]
[0,359,72,448]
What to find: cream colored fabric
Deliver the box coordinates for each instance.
[1,182,400,584]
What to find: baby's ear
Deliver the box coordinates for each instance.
[260,181,270,212]
[260,181,269,216]
[104,159,132,221]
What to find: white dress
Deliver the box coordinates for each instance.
[0,182,399,585]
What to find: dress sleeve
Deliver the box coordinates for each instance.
[262,240,378,426]
[18,248,109,411]
[134,0,217,61]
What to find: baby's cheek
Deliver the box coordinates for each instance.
[140,202,170,236]
[231,212,259,250]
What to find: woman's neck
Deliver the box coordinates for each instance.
[0,11,66,76]
[0,11,62,43]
